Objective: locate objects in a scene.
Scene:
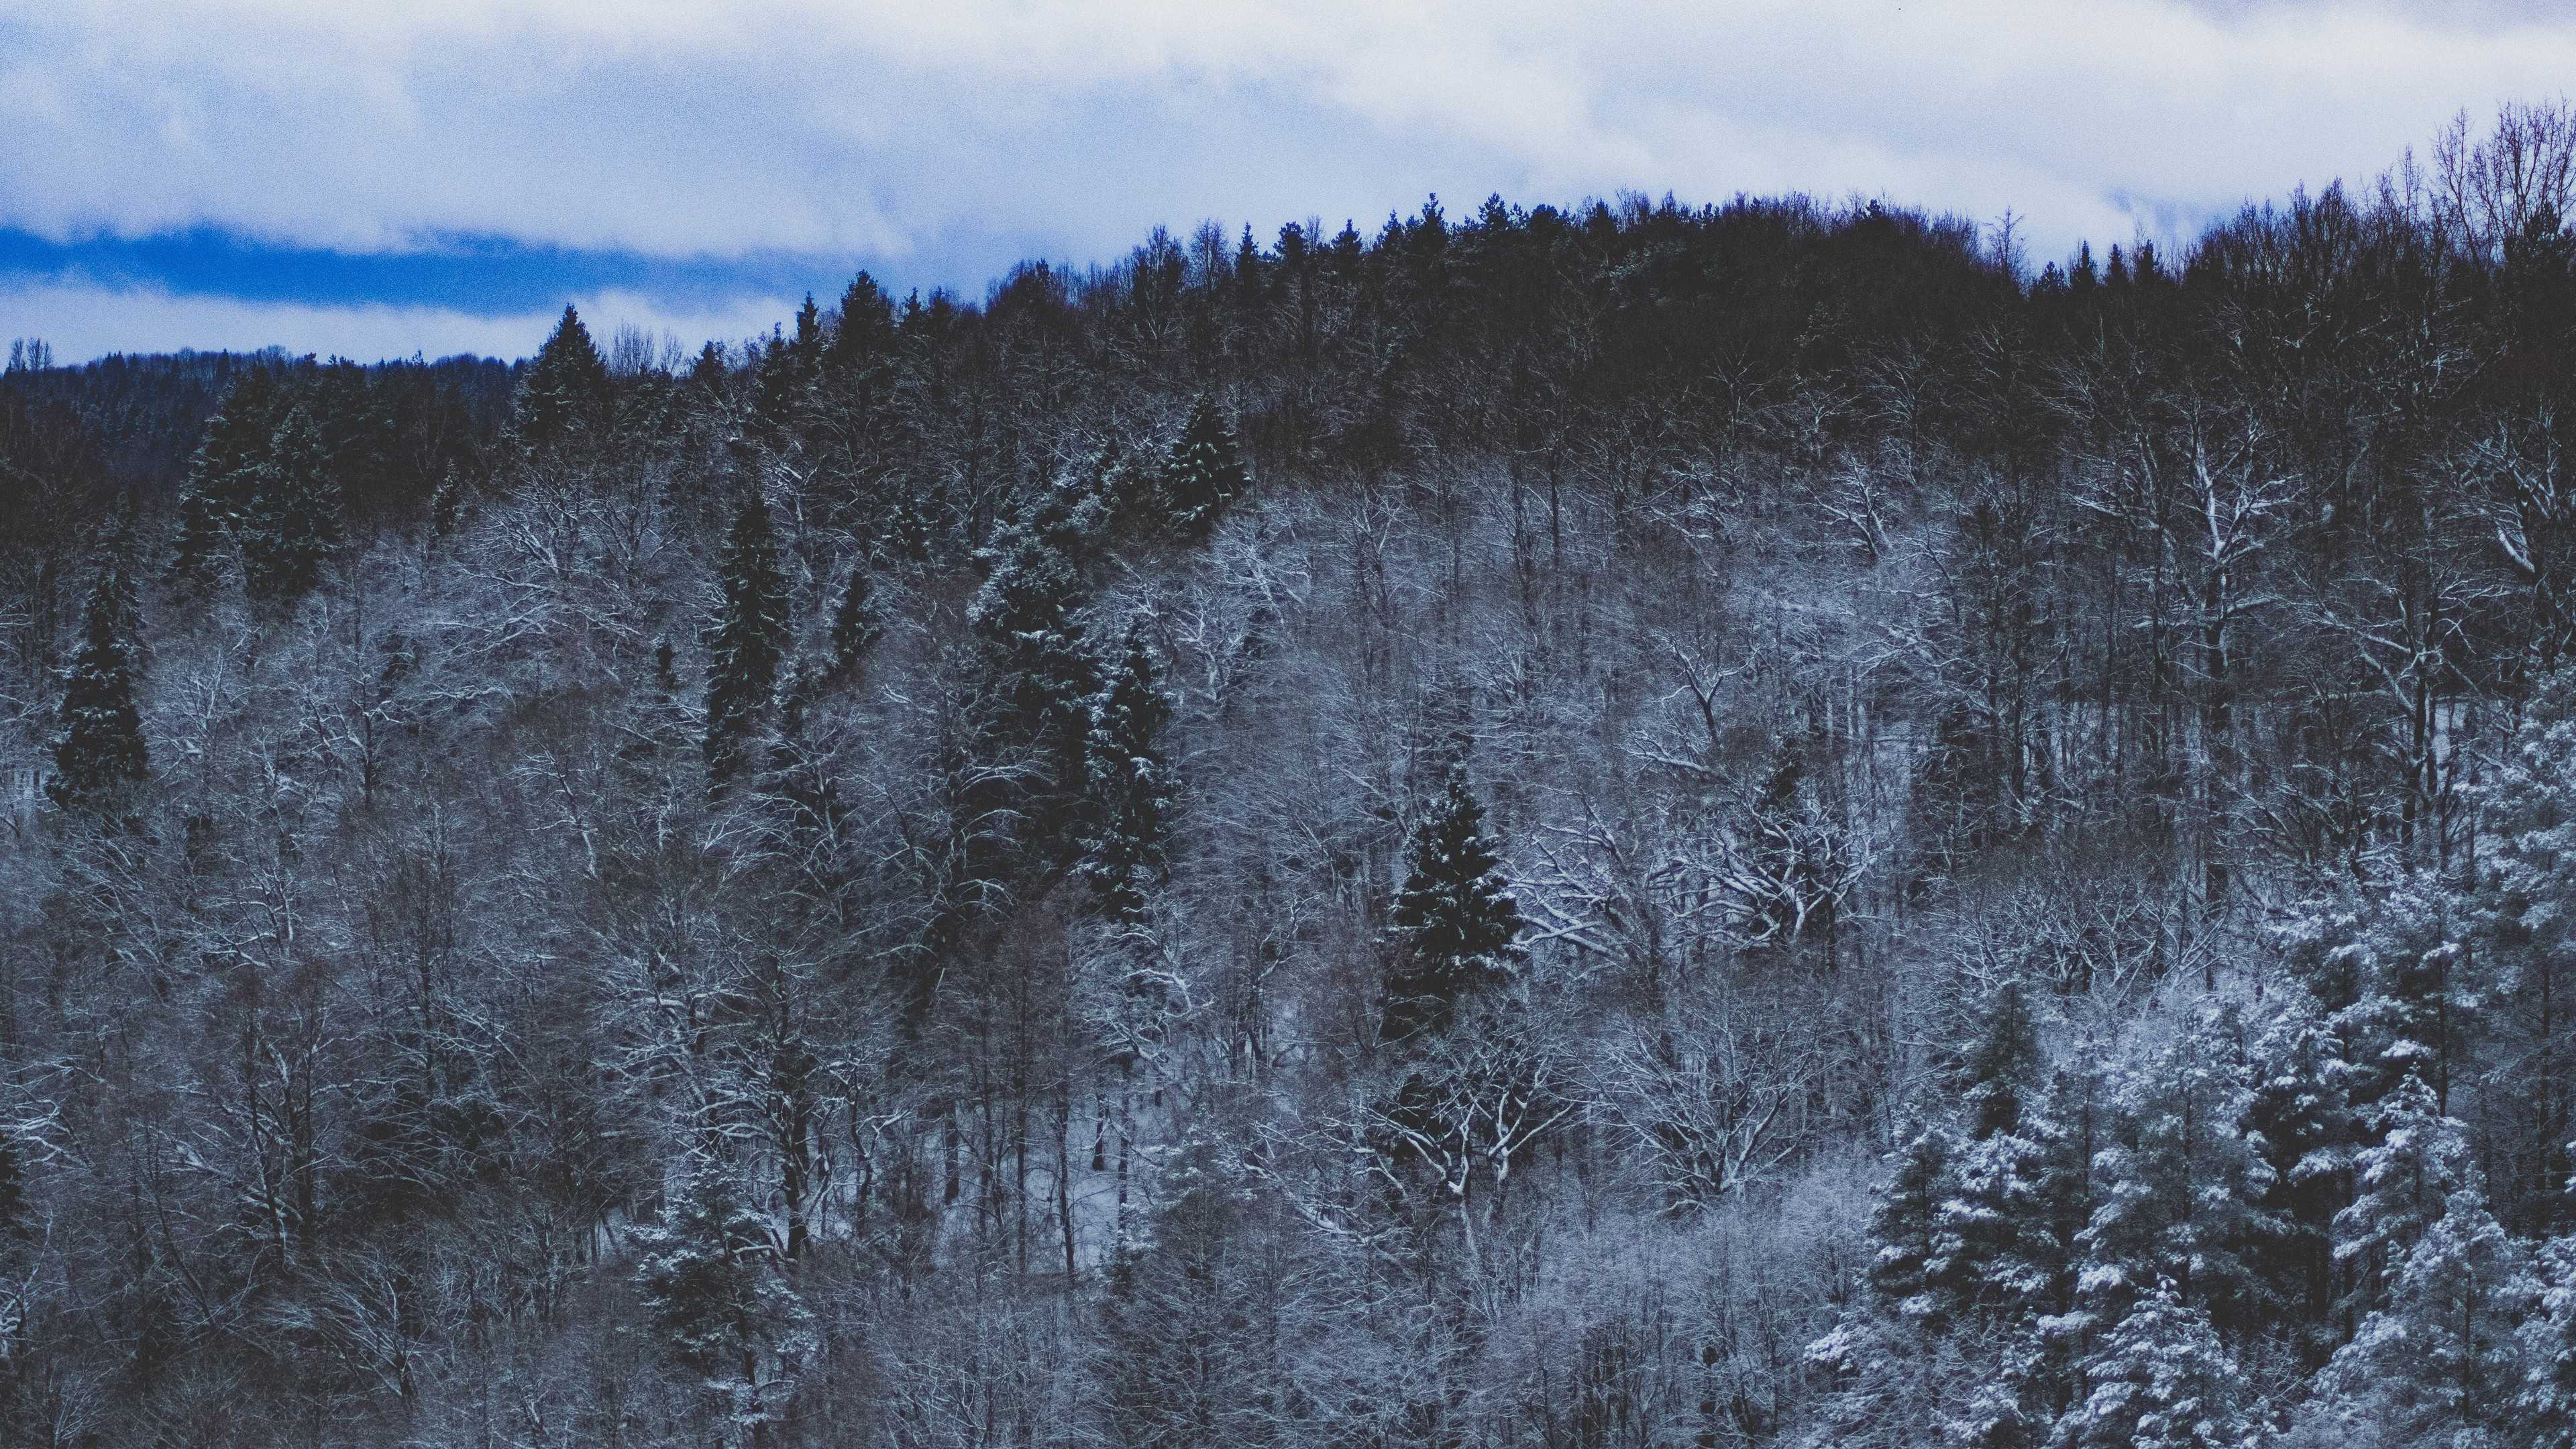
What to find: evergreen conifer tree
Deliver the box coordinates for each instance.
[823,272,897,382]
[2471,659,2576,1231]
[428,460,466,539]
[48,558,147,808]
[1962,981,2045,1140]
[1381,772,1523,1040]
[169,369,281,584]
[2336,1069,2474,1313]
[511,305,610,452]
[826,564,881,680]
[2080,1006,2266,1330]
[2310,1092,2531,1447]
[1079,625,1172,919]
[1095,1132,1263,1449]
[688,339,731,396]
[238,405,341,602]
[753,297,825,439]
[967,521,1098,803]
[1867,1123,1964,1326]
[167,484,235,588]
[2240,999,2354,1349]
[704,492,790,781]
[2517,1234,2576,1442]
[2051,1279,2253,1449]
[634,1164,811,1426]
[1159,395,1246,539]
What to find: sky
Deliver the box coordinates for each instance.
[3,0,2573,366]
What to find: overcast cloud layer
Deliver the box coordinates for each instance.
[3,0,2573,363]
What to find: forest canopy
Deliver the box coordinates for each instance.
[7,103,2576,1448]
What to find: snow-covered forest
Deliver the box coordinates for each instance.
[9,105,2576,1447]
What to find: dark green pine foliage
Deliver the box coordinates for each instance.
[169,369,283,584]
[1080,626,1173,919]
[2241,1004,2354,1349]
[428,461,466,539]
[167,484,235,589]
[511,305,611,453]
[1159,395,1246,540]
[1381,772,1524,1041]
[826,564,881,680]
[238,405,342,602]
[967,522,1099,807]
[634,1166,806,1383]
[1960,981,2043,1140]
[704,492,791,781]
[824,272,897,383]
[1095,1136,1262,1449]
[753,297,825,441]
[48,559,148,808]
[688,340,731,396]
[1866,1124,1962,1326]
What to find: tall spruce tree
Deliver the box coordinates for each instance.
[823,272,897,383]
[2081,1006,2267,1332]
[1079,625,1173,919]
[688,339,731,397]
[2051,1279,2255,1449]
[1381,771,1523,1041]
[167,484,235,589]
[826,563,881,680]
[633,1163,811,1419]
[967,520,1098,806]
[704,492,790,780]
[751,297,826,442]
[511,305,610,453]
[238,405,341,602]
[169,369,282,584]
[1159,395,1246,540]
[48,558,147,808]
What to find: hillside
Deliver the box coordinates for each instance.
[3,111,2576,1446]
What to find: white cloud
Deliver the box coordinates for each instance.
[0,280,794,366]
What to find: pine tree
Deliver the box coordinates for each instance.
[428,460,466,539]
[1961,981,2045,1140]
[2518,1234,2576,1443]
[2336,1069,2475,1314]
[2337,1194,2530,1446]
[753,296,824,440]
[2240,998,2355,1350]
[48,559,147,808]
[967,520,1098,804]
[826,564,881,680]
[1095,1131,1265,1449]
[511,305,610,452]
[2050,1279,2253,1449]
[169,369,281,584]
[688,339,731,396]
[238,404,341,602]
[1381,772,1524,1041]
[704,492,790,781]
[2080,1006,2267,1332]
[1944,1106,2084,1323]
[2472,659,2576,1231]
[824,272,897,382]
[1868,1122,1964,1326]
[634,1165,810,1405]
[2311,1100,2530,1448]
[166,484,235,588]
[1159,394,1246,539]
[1079,625,1172,919]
